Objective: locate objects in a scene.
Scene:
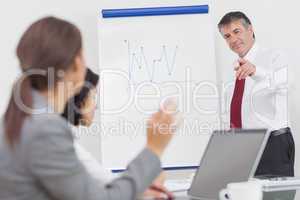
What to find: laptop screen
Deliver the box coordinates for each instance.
[188,129,268,200]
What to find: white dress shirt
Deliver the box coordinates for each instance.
[221,42,290,131]
[71,125,113,183]
[74,142,113,183]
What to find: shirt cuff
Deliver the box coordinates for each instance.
[251,65,268,81]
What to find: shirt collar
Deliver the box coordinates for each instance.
[32,90,55,114]
[243,41,260,62]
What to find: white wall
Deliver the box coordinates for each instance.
[1,0,300,173]
[0,0,107,160]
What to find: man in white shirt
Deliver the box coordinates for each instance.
[218,11,295,177]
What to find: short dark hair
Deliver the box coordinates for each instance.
[218,11,252,28]
[62,68,99,126]
[218,11,255,38]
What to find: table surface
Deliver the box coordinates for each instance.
[171,191,300,200]
[141,169,300,200]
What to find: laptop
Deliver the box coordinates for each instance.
[187,129,269,200]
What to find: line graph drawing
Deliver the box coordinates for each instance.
[125,40,178,83]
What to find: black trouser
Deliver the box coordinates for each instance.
[255,127,295,177]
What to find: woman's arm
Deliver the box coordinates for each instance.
[26,118,162,200]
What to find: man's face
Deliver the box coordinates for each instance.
[220,19,254,57]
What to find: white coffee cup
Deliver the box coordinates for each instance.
[219,181,263,200]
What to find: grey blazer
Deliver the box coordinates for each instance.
[0,91,162,200]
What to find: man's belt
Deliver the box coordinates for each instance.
[271,127,291,136]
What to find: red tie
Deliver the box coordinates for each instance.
[230,78,245,128]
